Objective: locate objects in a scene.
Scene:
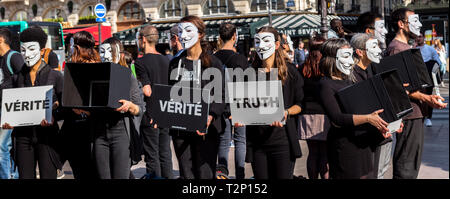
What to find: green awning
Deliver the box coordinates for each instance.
[250,14,358,37]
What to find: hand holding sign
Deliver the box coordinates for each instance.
[2,123,13,129]
[270,110,288,128]
[196,115,213,136]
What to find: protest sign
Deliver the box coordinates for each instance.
[1,85,53,127]
[227,80,285,126]
[149,84,210,133]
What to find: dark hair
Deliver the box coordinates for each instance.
[330,18,342,31]
[0,28,12,46]
[251,26,288,83]
[357,12,382,33]
[71,31,100,63]
[319,38,353,80]
[390,8,414,33]
[219,23,236,42]
[19,26,48,49]
[180,15,212,68]
[123,51,133,67]
[302,36,326,78]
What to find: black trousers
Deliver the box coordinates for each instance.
[14,131,58,179]
[172,129,219,179]
[94,121,130,179]
[393,118,424,179]
[141,126,174,179]
[61,121,97,179]
[251,144,293,179]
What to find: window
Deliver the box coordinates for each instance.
[118,1,145,21]
[13,10,28,21]
[160,0,183,18]
[80,4,96,17]
[251,0,285,12]
[203,0,235,15]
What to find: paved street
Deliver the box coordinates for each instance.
[59,82,449,179]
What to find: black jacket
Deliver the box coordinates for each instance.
[12,61,64,170]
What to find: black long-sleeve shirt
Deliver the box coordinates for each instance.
[301,76,325,114]
[134,53,169,125]
[318,77,354,128]
[168,51,226,133]
[246,63,304,161]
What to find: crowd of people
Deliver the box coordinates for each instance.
[0,7,447,180]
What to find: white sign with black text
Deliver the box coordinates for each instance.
[228,80,285,125]
[1,86,53,127]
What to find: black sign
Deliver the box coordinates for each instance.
[337,69,412,124]
[373,49,432,92]
[149,84,210,133]
[62,62,131,109]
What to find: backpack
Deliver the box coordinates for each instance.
[6,50,20,75]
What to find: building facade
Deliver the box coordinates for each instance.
[0,0,376,33]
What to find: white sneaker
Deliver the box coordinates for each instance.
[425,119,432,127]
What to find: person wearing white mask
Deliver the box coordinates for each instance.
[1,26,63,179]
[356,12,388,51]
[235,26,304,179]
[350,33,404,179]
[95,37,144,179]
[387,8,447,179]
[318,38,393,179]
[168,16,226,179]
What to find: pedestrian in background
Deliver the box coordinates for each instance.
[298,36,330,179]
[134,25,174,179]
[294,41,306,69]
[416,34,442,128]
[214,22,247,179]
[0,28,24,179]
[433,39,447,86]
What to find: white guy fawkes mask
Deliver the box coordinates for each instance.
[100,43,120,63]
[366,39,382,63]
[255,32,276,60]
[21,41,41,67]
[336,48,354,75]
[408,14,422,36]
[178,22,199,49]
[234,29,239,47]
[374,20,388,44]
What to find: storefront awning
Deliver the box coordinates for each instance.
[250,14,358,37]
[113,16,267,45]
[63,25,112,45]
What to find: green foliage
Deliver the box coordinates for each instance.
[44,17,64,22]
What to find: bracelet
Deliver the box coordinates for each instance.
[286,110,290,118]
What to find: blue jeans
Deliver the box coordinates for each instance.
[0,128,18,179]
[218,119,246,179]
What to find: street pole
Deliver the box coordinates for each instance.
[320,0,328,39]
[99,23,102,45]
[268,0,272,26]
[381,0,385,18]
